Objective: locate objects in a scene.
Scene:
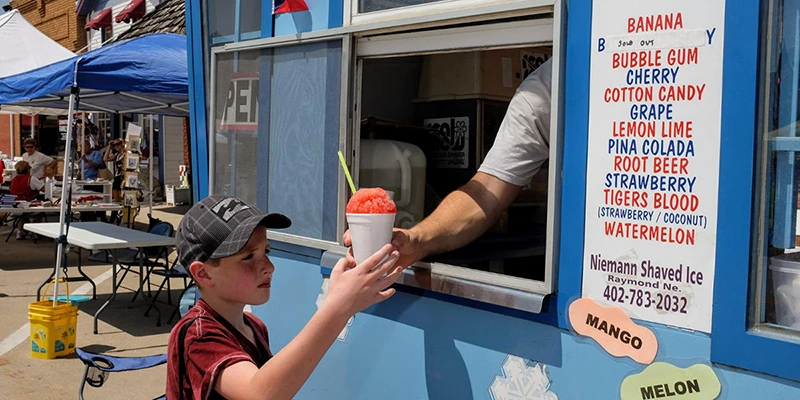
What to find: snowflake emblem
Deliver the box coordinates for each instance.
[489,355,558,400]
[454,120,468,136]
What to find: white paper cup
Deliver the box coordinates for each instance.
[346,213,396,265]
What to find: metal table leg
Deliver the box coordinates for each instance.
[38,245,97,301]
[93,249,119,334]
[137,250,161,327]
[4,215,21,242]
[36,271,56,301]
[75,247,97,299]
[36,241,59,301]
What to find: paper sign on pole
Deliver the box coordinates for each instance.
[582,1,726,333]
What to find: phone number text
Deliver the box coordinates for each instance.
[603,285,688,314]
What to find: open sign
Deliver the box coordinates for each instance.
[220,73,259,131]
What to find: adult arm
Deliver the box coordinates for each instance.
[398,173,522,264]
[81,155,102,168]
[103,145,116,162]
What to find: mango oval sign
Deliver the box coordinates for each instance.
[621,362,721,400]
[568,297,657,364]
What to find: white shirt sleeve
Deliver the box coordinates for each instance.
[29,176,44,192]
[478,58,553,188]
[39,152,54,165]
[23,152,54,179]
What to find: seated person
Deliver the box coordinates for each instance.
[10,161,44,240]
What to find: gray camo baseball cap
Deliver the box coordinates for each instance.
[176,195,291,268]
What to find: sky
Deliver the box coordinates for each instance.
[0,1,9,9]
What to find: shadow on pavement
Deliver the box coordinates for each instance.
[150,205,189,216]
[77,289,186,338]
[0,232,112,272]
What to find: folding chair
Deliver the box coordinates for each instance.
[113,222,174,302]
[77,286,200,400]
[77,348,167,400]
[144,258,195,323]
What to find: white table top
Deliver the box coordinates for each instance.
[23,222,175,250]
[0,204,122,215]
[54,180,112,186]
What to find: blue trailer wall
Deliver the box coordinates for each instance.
[258,251,800,399]
[190,0,800,397]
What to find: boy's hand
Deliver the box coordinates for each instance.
[323,244,405,319]
[344,228,424,268]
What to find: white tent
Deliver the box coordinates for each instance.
[0,9,74,114]
[0,10,76,154]
[0,10,75,78]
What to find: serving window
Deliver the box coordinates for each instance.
[347,0,551,31]
[339,13,565,310]
[208,4,566,312]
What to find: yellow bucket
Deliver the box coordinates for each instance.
[28,280,78,360]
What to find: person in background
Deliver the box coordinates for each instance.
[80,139,105,181]
[103,139,126,196]
[10,161,44,240]
[104,139,126,223]
[21,138,57,180]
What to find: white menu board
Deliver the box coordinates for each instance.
[582,1,726,333]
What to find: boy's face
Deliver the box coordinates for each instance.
[205,226,275,305]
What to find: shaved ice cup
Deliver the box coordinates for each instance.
[346,213,396,265]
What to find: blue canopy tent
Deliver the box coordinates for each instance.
[0,33,188,116]
[0,33,189,306]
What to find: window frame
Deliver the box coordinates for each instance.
[206,0,575,320]
[346,0,546,28]
[207,0,265,45]
[207,35,351,251]
[100,26,112,44]
[350,16,560,298]
[709,0,800,383]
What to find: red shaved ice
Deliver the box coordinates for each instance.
[346,188,397,214]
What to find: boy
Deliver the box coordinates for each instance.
[166,195,404,400]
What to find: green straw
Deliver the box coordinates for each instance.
[338,151,357,195]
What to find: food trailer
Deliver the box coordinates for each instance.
[184,0,800,397]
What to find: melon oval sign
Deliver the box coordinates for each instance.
[621,362,722,400]
[568,297,658,364]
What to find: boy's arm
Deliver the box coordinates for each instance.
[214,305,349,399]
[214,245,404,400]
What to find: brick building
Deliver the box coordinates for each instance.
[0,115,12,158]
[9,0,86,51]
